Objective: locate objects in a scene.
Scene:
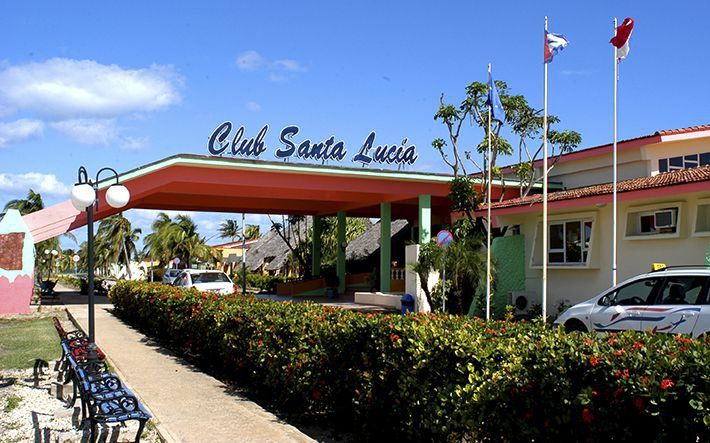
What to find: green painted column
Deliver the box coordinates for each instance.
[337,211,346,294]
[312,216,322,277]
[380,202,391,293]
[418,194,431,244]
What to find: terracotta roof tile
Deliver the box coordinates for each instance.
[656,124,710,136]
[485,165,710,210]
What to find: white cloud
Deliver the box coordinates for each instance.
[121,136,148,150]
[0,172,69,196]
[245,101,261,112]
[273,59,305,72]
[235,51,265,71]
[235,50,306,82]
[0,118,44,147]
[268,73,287,82]
[0,58,181,119]
[51,118,116,145]
[50,118,149,149]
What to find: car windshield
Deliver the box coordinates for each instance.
[167,270,181,277]
[191,272,230,283]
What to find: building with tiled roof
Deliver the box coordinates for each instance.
[483,125,710,312]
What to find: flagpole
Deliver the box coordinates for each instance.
[612,17,619,287]
[486,63,492,322]
[542,16,549,323]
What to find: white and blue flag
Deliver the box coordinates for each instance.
[544,31,569,63]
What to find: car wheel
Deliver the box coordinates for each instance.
[565,319,588,333]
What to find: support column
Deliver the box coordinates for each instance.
[312,216,322,277]
[418,194,431,244]
[380,202,391,293]
[336,211,346,294]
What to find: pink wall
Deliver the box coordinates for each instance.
[0,274,33,314]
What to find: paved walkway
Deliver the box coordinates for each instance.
[57,286,315,443]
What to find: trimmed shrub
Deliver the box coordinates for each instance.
[110,281,709,441]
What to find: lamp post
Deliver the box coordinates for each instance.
[71,166,130,362]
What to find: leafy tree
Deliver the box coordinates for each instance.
[433,79,581,202]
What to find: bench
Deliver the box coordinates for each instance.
[53,316,151,442]
[39,280,58,297]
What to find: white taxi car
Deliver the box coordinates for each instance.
[172,269,235,296]
[554,266,709,338]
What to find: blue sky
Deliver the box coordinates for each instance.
[1,0,709,247]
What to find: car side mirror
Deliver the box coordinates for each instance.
[600,295,613,307]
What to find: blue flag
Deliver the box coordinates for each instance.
[487,71,505,123]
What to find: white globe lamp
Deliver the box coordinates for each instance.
[71,183,96,211]
[51,249,58,256]
[106,184,130,209]
[73,254,80,263]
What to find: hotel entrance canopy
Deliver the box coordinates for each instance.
[24,154,517,243]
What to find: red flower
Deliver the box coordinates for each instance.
[584,338,594,346]
[633,397,645,411]
[582,408,594,424]
[614,349,624,357]
[258,339,264,346]
[660,379,674,391]
[632,341,644,349]
[591,390,599,397]
[390,334,400,343]
[613,370,622,378]
[312,390,322,400]
[589,356,600,367]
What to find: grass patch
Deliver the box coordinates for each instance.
[0,317,61,370]
[4,394,22,413]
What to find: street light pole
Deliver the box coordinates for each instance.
[71,166,130,363]
[86,203,96,352]
[241,213,247,295]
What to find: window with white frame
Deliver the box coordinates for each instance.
[658,152,710,173]
[548,219,593,265]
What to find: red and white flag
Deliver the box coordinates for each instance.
[610,17,634,61]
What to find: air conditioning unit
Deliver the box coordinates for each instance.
[654,209,677,229]
[510,291,541,316]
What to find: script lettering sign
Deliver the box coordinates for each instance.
[207,122,418,167]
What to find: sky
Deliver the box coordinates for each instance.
[1,0,709,249]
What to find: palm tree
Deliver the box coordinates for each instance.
[3,189,45,214]
[244,224,260,240]
[218,219,241,242]
[96,214,142,279]
[143,212,215,268]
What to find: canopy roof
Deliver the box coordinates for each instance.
[23,154,518,243]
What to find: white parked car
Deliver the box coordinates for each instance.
[162,268,182,285]
[172,269,235,295]
[555,266,710,338]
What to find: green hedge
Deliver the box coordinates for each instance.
[110,281,709,441]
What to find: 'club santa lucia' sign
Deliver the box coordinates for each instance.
[207,122,418,167]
